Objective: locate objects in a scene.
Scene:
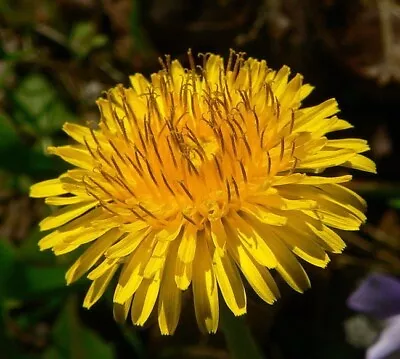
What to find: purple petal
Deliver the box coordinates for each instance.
[367,314,400,359]
[347,273,400,319]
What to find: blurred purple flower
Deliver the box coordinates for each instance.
[347,273,400,359]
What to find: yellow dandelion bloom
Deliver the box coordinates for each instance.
[30,50,376,335]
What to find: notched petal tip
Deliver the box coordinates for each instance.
[30,178,67,198]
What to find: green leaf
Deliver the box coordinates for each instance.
[389,198,400,209]
[42,348,60,359]
[0,60,15,88]
[91,35,108,49]
[349,182,400,199]
[50,296,115,359]
[0,112,19,152]
[36,98,76,135]
[0,139,67,179]
[129,0,154,56]
[220,301,264,359]
[6,263,69,300]
[14,74,56,118]
[0,112,68,178]
[13,295,64,331]
[0,240,17,352]
[69,22,108,59]
[0,239,16,297]
[11,74,75,136]
[16,229,56,265]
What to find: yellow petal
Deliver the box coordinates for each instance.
[47,145,94,170]
[273,174,352,186]
[63,122,106,147]
[240,203,287,226]
[177,224,197,263]
[39,201,98,231]
[305,116,348,136]
[120,220,150,233]
[87,257,120,280]
[106,228,150,258]
[113,297,133,323]
[83,265,118,309]
[212,243,247,316]
[326,183,367,210]
[327,139,370,153]
[279,73,302,108]
[39,209,109,250]
[273,227,330,268]
[41,221,110,251]
[303,210,361,231]
[204,55,223,84]
[226,213,277,268]
[327,118,353,132]
[158,240,182,335]
[59,175,87,196]
[45,195,92,206]
[64,226,112,247]
[30,178,67,198]
[130,73,151,94]
[226,230,280,304]
[250,219,311,292]
[295,99,339,132]
[322,193,366,222]
[273,196,318,211]
[39,231,69,251]
[298,149,356,170]
[52,242,80,255]
[271,65,290,97]
[174,224,197,289]
[114,236,156,304]
[131,275,161,326]
[192,231,219,333]
[299,83,314,101]
[97,98,114,129]
[343,154,377,173]
[156,221,183,242]
[175,258,193,290]
[37,210,97,250]
[143,240,170,279]
[279,184,366,222]
[210,219,227,255]
[305,221,346,253]
[65,228,120,284]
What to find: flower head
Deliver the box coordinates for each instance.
[30,50,375,334]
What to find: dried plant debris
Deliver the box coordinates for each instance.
[338,210,400,274]
[363,0,400,85]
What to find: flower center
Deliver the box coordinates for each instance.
[84,53,301,228]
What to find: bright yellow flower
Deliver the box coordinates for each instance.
[30,50,376,335]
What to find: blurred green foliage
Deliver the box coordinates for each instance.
[69,22,108,60]
[43,297,115,359]
[0,1,149,357]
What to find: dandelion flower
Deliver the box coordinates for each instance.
[30,50,376,335]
